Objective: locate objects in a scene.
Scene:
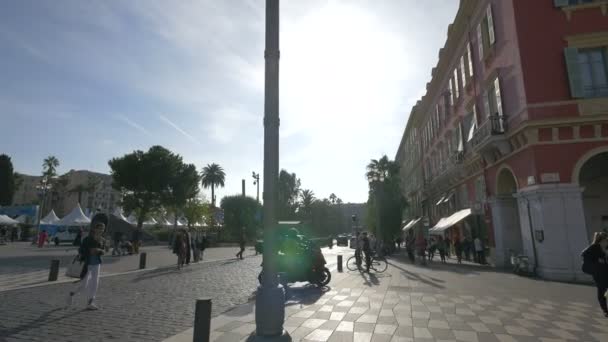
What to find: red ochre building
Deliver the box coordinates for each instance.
[395,0,608,281]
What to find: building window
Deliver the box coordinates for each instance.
[467,42,474,78]
[482,77,505,132]
[466,105,478,142]
[477,5,496,61]
[449,79,455,106]
[475,176,486,203]
[577,48,608,98]
[454,67,461,101]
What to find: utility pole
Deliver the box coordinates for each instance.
[242,179,246,197]
[254,0,288,339]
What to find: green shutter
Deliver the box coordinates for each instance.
[564,47,584,98]
[477,24,484,59]
[487,5,496,46]
[554,0,570,7]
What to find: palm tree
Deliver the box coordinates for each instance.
[300,189,315,217]
[366,155,398,181]
[329,193,337,204]
[336,198,343,205]
[42,156,59,178]
[201,163,226,207]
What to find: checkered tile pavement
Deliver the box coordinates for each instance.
[164,257,608,342]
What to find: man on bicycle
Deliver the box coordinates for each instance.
[362,232,372,272]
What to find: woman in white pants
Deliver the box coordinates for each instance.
[67,222,105,310]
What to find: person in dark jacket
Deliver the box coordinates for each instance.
[582,232,608,317]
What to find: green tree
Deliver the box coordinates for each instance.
[220,195,262,241]
[182,198,210,229]
[329,193,337,204]
[109,146,182,228]
[278,169,301,220]
[164,163,200,228]
[201,163,226,207]
[299,189,315,219]
[0,154,16,206]
[366,155,407,243]
[42,155,60,178]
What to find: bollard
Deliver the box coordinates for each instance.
[193,298,212,342]
[337,255,343,272]
[139,252,147,269]
[48,259,60,281]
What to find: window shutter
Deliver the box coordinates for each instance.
[457,124,464,152]
[449,79,454,105]
[564,47,584,98]
[477,24,484,60]
[487,5,496,46]
[494,77,504,117]
[468,42,474,77]
[461,55,467,87]
[483,90,491,118]
[553,0,570,7]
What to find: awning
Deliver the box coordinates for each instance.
[402,218,421,231]
[435,196,446,206]
[441,193,454,204]
[0,215,19,226]
[429,208,472,233]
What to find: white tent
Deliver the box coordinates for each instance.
[56,204,91,226]
[0,215,19,226]
[40,210,61,225]
[112,208,128,222]
[126,213,138,225]
[143,217,158,227]
[15,215,29,224]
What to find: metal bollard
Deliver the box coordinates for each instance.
[48,259,60,281]
[193,298,212,342]
[337,255,343,272]
[139,252,147,269]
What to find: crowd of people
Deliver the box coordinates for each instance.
[172,228,209,269]
[402,231,487,266]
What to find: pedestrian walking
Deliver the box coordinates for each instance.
[581,232,608,317]
[67,222,106,310]
[454,238,463,264]
[416,234,427,266]
[173,230,188,270]
[406,232,415,263]
[354,231,363,267]
[474,237,485,264]
[185,229,192,265]
[10,227,18,242]
[199,234,208,261]
[132,227,142,254]
[444,237,451,258]
[236,228,246,260]
[73,228,83,247]
[463,237,471,261]
[437,236,447,263]
[362,232,372,272]
[37,230,48,248]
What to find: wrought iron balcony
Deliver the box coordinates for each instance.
[469,114,506,151]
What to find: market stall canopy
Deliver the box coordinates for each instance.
[112,208,128,222]
[402,218,421,231]
[143,217,158,226]
[40,210,61,224]
[429,208,472,233]
[15,215,29,224]
[126,213,138,225]
[0,215,19,225]
[56,204,91,226]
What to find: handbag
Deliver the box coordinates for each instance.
[65,256,85,278]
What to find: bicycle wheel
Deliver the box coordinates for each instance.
[371,257,388,273]
[346,256,359,271]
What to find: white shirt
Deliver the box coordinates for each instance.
[474,238,483,252]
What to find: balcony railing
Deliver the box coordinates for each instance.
[469,114,506,150]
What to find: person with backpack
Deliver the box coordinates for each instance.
[67,222,106,310]
[582,232,608,317]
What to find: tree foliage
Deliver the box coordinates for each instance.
[109,146,183,228]
[42,156,60,178]
[201,163,225,207]
[164,162,200,228]
[182,198,210,229]
[220,195,262,241]
[278,169,301,220]
[366,155,407,243]
[0,154,16,206]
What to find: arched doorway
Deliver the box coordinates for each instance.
[579,151,608,240]
[491,167,523,267]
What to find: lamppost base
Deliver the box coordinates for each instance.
[254,283,287,338]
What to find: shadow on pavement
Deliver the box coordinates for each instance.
[285,284,330,306]
[130,265,184,283]
[387,260,445,289]
[0,307,82,337]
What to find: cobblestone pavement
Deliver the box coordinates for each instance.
[167,254,607,342]
[0,243,251,291]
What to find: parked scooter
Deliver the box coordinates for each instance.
[258,243,331,287]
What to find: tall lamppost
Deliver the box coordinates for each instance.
[252,172,260,203]
[254,0,288,340]
[368,173,385,257]
[35,176,54,237]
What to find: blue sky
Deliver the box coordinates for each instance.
[0,0,458,203]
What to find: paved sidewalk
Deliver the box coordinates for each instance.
[164,256,607,342]
[0,243,252,292]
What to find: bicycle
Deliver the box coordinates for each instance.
[346,252,388,273]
